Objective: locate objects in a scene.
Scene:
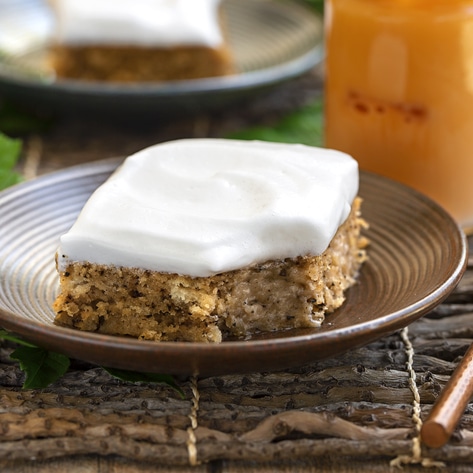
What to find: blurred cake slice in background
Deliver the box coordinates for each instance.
[47,0,234,82]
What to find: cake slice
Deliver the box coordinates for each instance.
[53,139,368,342]
[48,0,234,82]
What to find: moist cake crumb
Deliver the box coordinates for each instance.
[53,198,367,342]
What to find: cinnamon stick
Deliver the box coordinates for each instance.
[421,343,473,448]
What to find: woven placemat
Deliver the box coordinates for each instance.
[1,248,472,467]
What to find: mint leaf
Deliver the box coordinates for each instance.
[0,329,36,347]
[10,345,70,389]
[104,367,184,397]
[228,98,324,147]
[0,169,22,188]
[0,330,182,393]
[0,132,23,190]
[0,132,21,168]
[0,329,69,388]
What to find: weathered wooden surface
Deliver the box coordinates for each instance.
[2,68,473,472]
[3,287,473,471]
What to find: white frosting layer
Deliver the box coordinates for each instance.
[51,0,224,47]
[58,139,359,277]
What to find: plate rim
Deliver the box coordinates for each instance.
[0,159,468,375]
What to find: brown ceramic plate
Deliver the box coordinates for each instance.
[0,159,467,377]
[0,0,323,115]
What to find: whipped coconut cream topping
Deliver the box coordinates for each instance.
[58,139,359,277]
[50,0,224,47]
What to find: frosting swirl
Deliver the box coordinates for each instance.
[58,139,359,277]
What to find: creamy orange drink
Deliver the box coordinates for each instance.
[324,0,473,228]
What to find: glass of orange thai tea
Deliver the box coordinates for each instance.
[324,0,473,230]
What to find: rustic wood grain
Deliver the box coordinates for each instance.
[2,298,473,470]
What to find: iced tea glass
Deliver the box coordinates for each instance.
[324,0,473,229]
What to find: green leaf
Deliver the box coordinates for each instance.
[0,329,37,347]
[104,367,184,397]
[227,98,324,147]
[0,132,23,190]
[0,330,182,393]
[0,132,21,169]
[0,169,22,189]
[10,345,70,389]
